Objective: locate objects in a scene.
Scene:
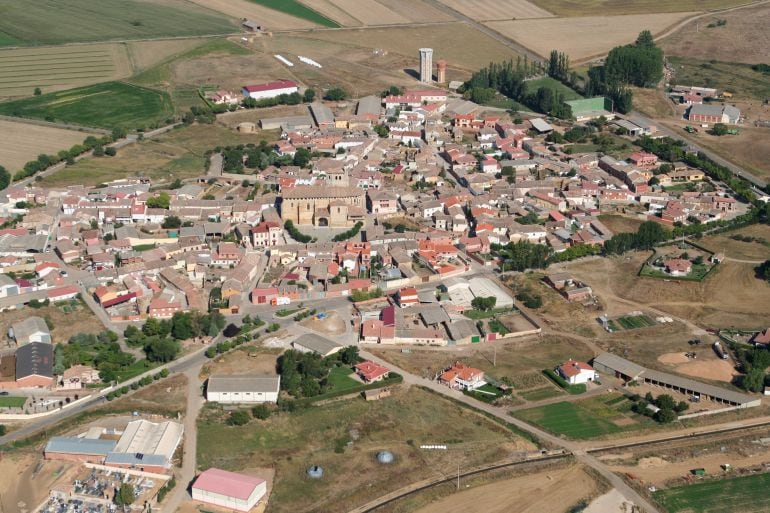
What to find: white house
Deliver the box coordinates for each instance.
[556,359,597,385]
[9,316,51,344]
[192,468,267,512]
[242,80,298,100]
[206,374,280,404]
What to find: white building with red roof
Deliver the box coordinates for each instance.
[192,468,267,512]
[241,80,298,100]
[354,360,390,382]
[556,359,597,385]
[439,363,485,391]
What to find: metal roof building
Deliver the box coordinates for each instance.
[9,316,51,345]
[193,468,267,512]
[310,102,334,127]
[356,95,381,117]
[292,333,343,357]
[206,374,281,404]
[15,342,53,381]
[44,437,116,459]
[113,419,184,461]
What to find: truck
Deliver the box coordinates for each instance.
[713,341,729,360]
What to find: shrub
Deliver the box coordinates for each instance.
[251,404,271,420]
[227,410,250,426]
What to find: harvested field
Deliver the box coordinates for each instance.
[127,38,208,72]
[699,224,770,262]
[661,4,770,64]
[318,0,409,25]
[0,0,236,46]
[296,0,364,26]
[373,0,455,23]
[527,0,751,16]
[438,0,554,20]
[197,386,535,513]
[415,465,597,513]
[598,214,645,234]
[486,13,696,61]
[248,0,339,27]
[186,0,319,29]
[297,23,523,71]
[0,119,95,171]
[0,44,132,99]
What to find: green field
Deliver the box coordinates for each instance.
[668,57,770,100]
[640,263,713,282]
[326,366,361,392]
[654,472,770,513]
[615,313,657,329]
[247,0,339,27]
[0,81,173,129]
[519,387,563,401]
[0,0,236,46]
[514,395,648,439]
[0,396,26,408]
[525,77,583,101]
[528,0,751,16]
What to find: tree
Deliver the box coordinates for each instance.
[324,87,348,101]
[252,404,271,420]
[227,410,250,426]
[104,147,117,157]
[33,87,42,96]
[303,89,316,102]
[654,408,677,424]
[655,394,676,411]
[757,260,770,282]
[144,338,179,363]
[114,483,135,506]
[146,192,170,209]
[162,215,182,229]
[340,346,359,365]
[710,123,729,136]
[373,124,390,138]
[0,166,10,191]
[471,296,497,311]
[293,147,312,168]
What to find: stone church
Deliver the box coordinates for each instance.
[281,185,366,227]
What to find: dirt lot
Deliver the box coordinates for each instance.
[0,300,104,349]
[631,86,677,118]
[699,224,770,262]
[661,4,770,64]
[185,0,319,29]
[202,345,281,378]
[486,13,696,61]
[437,0,554,20]
[99,374,189,416]
[0,119,97,171]
[301,311,346,336]
[415,464,598,513]
[0,453,79,513]
[598,214,646,235]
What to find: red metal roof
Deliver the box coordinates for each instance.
[193,468,265,500]
[242,80,297,93]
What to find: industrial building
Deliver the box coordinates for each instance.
[241,80,298,100]
[192,468,267,512]
[419,48,433,83]
[292,333,343,357]
[206,374,281,403]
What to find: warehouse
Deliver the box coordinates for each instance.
[192,468,267,512]
[241,80,298,100]
[44,437,116,463]
[292,333,343,357]
[206,374,281,404]
[468,277,514,308]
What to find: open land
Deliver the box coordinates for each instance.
[654,472,770,513]
[305,0,409,25]
[246,0,339,27]
[631,86,678,118]
[525,77,583,100]
[657,352,739,383]
[197,386,535,513]
[202,345,281,377]
[668,57,770,100]
[98,374,188,417]
[660,4,770,64]
[699,224,770,261]
[185,0,319,29]
[0,300,103,349]
[526,0,754,16]
[415,464,598,513]
[598,214,646,234]
[486,13,696,61]
[0,0,236,47]
[0,119,96,171]
[438,0,554,20]
[0,44,132,99]
[0,81,173,130]
[306,0,457,26]
[126,38,211,72]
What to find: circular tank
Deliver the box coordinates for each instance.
[307,465,324,479]
[377,451,395,464]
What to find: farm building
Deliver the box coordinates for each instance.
[258,115,313,130]
[192,468,267,512]
[468,277,514,308]
[44,437,117,464]
[292,333,343,357]
[242,80,298,100]
[687,104,740,124]
[556,359,597,385]
[309,102,335,128]
[592,353,761,409]
[206,374,281,404]
[9,316,51,345]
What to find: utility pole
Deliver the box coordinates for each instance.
[457,463,460,491]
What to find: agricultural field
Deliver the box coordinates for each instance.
[185,0,316,29]
[301,0,454,26]
[668,56,770,100]
[526,0,751,16]
[40,124,279,187]
[248,0,339,27]
[197,386,535,513]
[0,119,96,171]
[661,4,770,64]
[514,394,652,439]
[438,0,554,20]
[525,77,583,100]
[126,39,210,72]
[654,472,770,513]
[0,81,173,130]
[607,313,657,331]
[0,0,236,47]
[486,13,695,61]
[0,44,132,99]
[699,224,770,262]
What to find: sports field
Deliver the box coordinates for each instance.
[438,0,554,20]
[514,395,648,439]
[527,0,752,16]
[0,119,95,171]
[0,0,235,46]
[0,81,173,130]
[0,44,132,99]
[654,472,770,513]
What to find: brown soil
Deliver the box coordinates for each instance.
[0,120,98,171]
[675,359,739,383]
[658,352,690,365]
[301,310,346,336]
[438,0,554,20]
[201,345,281,378]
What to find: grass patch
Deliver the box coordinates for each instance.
[275,307,303,318]
[640,263,713,282]
[0,81,173,129]
[0,0,235,46]
[519,387,562,401]
[112,359,158,382]
[654,472,770,513]
[463,307,513,320]
[525,77,583,101]
[247,0,339,27]
[0,396,26,408]
[488,318,510,335]
[326,366,360,393]
[668,56,770,101]
[132,244,156,252]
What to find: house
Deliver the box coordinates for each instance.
[439,363,485,391]
[58,365,100,390]
[396,286,419,308]
[242,80,298,100]
[628,151,658,168]
[148,298,183,319]
[206,374,281,404]
[9,316,51,345]
[192,468,268,513]
[556,359,597,385]
[354,361,390,383]
[663,258,692,276]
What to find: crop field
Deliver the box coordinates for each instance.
[526,0,751,16]
[184,0,316,29]
[661,4,770,64]
[0,44,132,99]
[0,0,236,46]
[524,77,583,100]
[0,120,95,171]
[0,81,173,130]
[303,0,454,26]
[292,0,364,26]
[486,12,695,61]
[248,0,339,27]
[654,472,770,513]
[613,313,657,330]
[197,386,534,513]
[438,0,554,20]
[514,395,649,439]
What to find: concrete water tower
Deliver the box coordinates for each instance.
[436,59,447,84]
[419,48,433,83]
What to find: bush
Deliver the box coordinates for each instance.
[251,404,271,420]
[543,369,569,388]
[227,410,250,426]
